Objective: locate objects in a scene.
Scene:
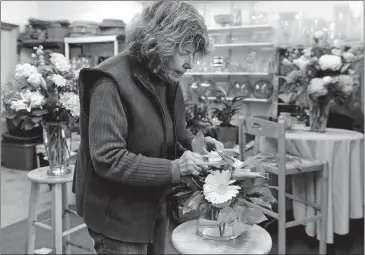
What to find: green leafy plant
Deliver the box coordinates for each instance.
[210,96,245,127]
[185,102,213,135]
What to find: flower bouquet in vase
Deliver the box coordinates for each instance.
[2,45,80,175]
[178,131,276,241]
[281,31,363,132]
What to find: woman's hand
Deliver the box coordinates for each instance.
[205,136,224,152]
[174,150,207,176]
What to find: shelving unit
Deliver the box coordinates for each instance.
[183,23,279,119]
[214,42,274,48]
[63,34,125,62]
[207,24,274,33]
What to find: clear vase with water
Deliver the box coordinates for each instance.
[42,121,72,176]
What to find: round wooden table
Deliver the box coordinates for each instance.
[171,220,272,254]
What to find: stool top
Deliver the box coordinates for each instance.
[171,220,272,254]
[27,166,74,184]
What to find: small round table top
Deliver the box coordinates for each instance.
[27,166,74,184]
[171,220,272,254]
[286,126,364,141]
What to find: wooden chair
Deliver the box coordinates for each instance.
[238,116,329,255]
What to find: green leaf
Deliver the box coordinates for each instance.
[239,179,254,188]
[246,186,273,197]
[191,131,207,154]
[31,116,43,123]
[173,191,193,198]
[23,122,36,130]
[261,195,277,204]
[182,191,204,214]
[217,207,240,224]
[249,197,272,210]
[242,207,268,225]
[233,204,246,218]
[32,109,48,116]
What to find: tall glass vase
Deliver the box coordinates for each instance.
[42,121,72,176]
[309,97,333,133]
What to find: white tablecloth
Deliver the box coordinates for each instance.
[260,127,364,244]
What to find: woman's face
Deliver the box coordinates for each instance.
[159,42,196,83]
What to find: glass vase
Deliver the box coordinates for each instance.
[42,121,72,176]
[309,97,333,133]
[196,206,247,241]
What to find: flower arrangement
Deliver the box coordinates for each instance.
[176,132,276,240]
[2,45,80,131]
[281,31,363,132]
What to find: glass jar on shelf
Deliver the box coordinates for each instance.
[229,81,252,98]
[278,112,292,130]
[246,49,257,73]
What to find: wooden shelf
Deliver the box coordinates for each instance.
[64,35,124,44]
[18,39,64,48]
[208,24,274,33]
[214,42,274,48]
[185,72,271,76]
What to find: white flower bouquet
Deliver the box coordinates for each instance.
[281,32,363,132]
[2,45,80,130]
[175,132,275,240]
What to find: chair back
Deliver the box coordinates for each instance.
[238,116,286,172]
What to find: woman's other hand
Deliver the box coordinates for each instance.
[174,150,207,176]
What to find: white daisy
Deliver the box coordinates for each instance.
[203,170,240,204]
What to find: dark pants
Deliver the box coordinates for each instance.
[88,203,170,255]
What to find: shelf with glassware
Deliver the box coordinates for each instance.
[182,24,278,120]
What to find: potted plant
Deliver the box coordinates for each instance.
[210,96,245,148]
[185,102,214,136]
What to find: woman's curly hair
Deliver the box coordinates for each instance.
[126,1,211,70]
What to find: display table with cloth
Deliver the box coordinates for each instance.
[171,220,272,254]
[259,127,364,243]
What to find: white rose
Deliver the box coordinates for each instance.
[50,74,67,87]
[29,91,45,108]
[50,53,71,72]
[331,49,342,56]
[10,100,29,112]
[293,56,311,72]
[308,78,328,97]
[333,39,344,49]
[314,31,324,39]
[322,76,333,86]
[27,73,45,88]
[15,63,38,79]
[342,85,353,94]
[342,52,356,62]
[319,55,342,71]
[302,47,312,57]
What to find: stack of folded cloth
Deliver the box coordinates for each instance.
[69,21,100,37]
[99,19,125,36]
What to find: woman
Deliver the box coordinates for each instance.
[72,1,223,254]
